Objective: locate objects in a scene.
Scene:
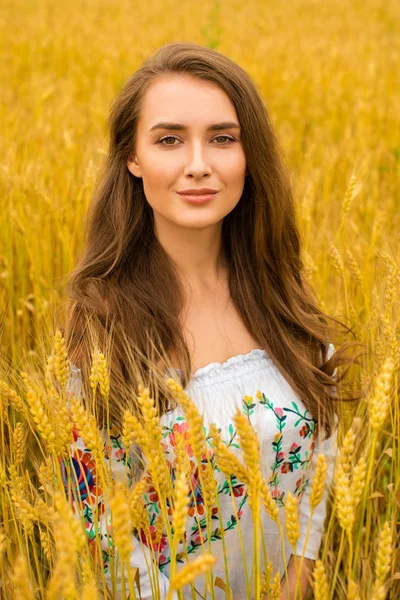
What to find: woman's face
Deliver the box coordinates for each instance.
[127,74,247,230]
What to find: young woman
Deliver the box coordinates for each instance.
[63,41,360,600]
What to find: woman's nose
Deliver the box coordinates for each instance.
[183,142,212,177]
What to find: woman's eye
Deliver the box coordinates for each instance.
[213,135,235,144]
[157,135,235,146]
[158,136,180,145]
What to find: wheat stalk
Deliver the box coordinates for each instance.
[7,464,38,535]
[309,452,328,512]
[311,559,329,600]
[168,554,216,592]
[269,571,281,600]
[171,462,189,544]
[347,578,361,600]
[350,453,367,512]
[122,408,149,450]
[0,527,6,564]
[89,349,110,401]
[11,554,34,600]
[129,475,150,533]
[209,423,250,485]
[166,378,207,465]
[374,521,392,585]
[47,492,87,600]
[285,492,300,548]
[12,422,26,466]
[69,395,105,466]
[333,460,354,535]
[329,244,344,277]
[232,408,262,506]
[21,372,57,453]
[368,357,395,432]
[53,329,70,390]
[0,380,28,418]
[109,486,134,557]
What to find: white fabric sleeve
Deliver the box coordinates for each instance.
[65,362,177,600]
[294,343,339,560]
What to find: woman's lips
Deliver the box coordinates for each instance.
[177,192,218,204]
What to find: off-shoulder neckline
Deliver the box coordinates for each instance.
[69,348,270,381]
[171,348,269,380]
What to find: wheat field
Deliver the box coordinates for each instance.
[0,0,399,598]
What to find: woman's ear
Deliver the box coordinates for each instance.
[127,154,142,178]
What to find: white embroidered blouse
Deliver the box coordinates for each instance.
[65,344,338,600]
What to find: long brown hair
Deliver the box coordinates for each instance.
[62,41,365,439]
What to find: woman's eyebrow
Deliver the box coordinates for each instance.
[149,121,241,132]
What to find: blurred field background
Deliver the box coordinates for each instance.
[0,0,399,597]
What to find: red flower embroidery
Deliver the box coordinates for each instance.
[281,463,291,474]
[144,475,174,516]
[115,448,125,461]
[169,422,193,457]
[233,485,245,497]
[271,488,284,501]
[299,424,310,438]
[139,526,167,554]
[275,407,283,417]
[289,443,300,453]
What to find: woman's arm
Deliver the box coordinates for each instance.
[280,554,314,600]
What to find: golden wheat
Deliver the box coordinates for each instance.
[167,378,207,464]
[368,356,395,432]
[171,464,189,543]
[333,461,354,535]
[12,422,26,466]
[11,554,34,600]
[0,527,6,563]
[0,381,28,418]
[109,486,134,557]
[129,475,150,533]
[309,452,328,512]
[89,350,110,401]
[259,477,279,522]
[69,395,105,463]
[269,571,281,600]
[350,453,366,512]
[122,408,149,450]
[53,329,70,390]
[311,559,329,600]
[347,578,361,600]
[284,492,300,547]
[208,422,250,485]
[232,408,262,502]
[374,520,393,585]
[169,554,216,591]
[21,373,57,453]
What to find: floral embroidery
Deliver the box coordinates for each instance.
[64,368,325,581]
[138,420,251,570]
[253,391,319,507]
[242,395,256,418]
[138,521,168,555]
[163,420,194,458]
[61,448,103,504]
